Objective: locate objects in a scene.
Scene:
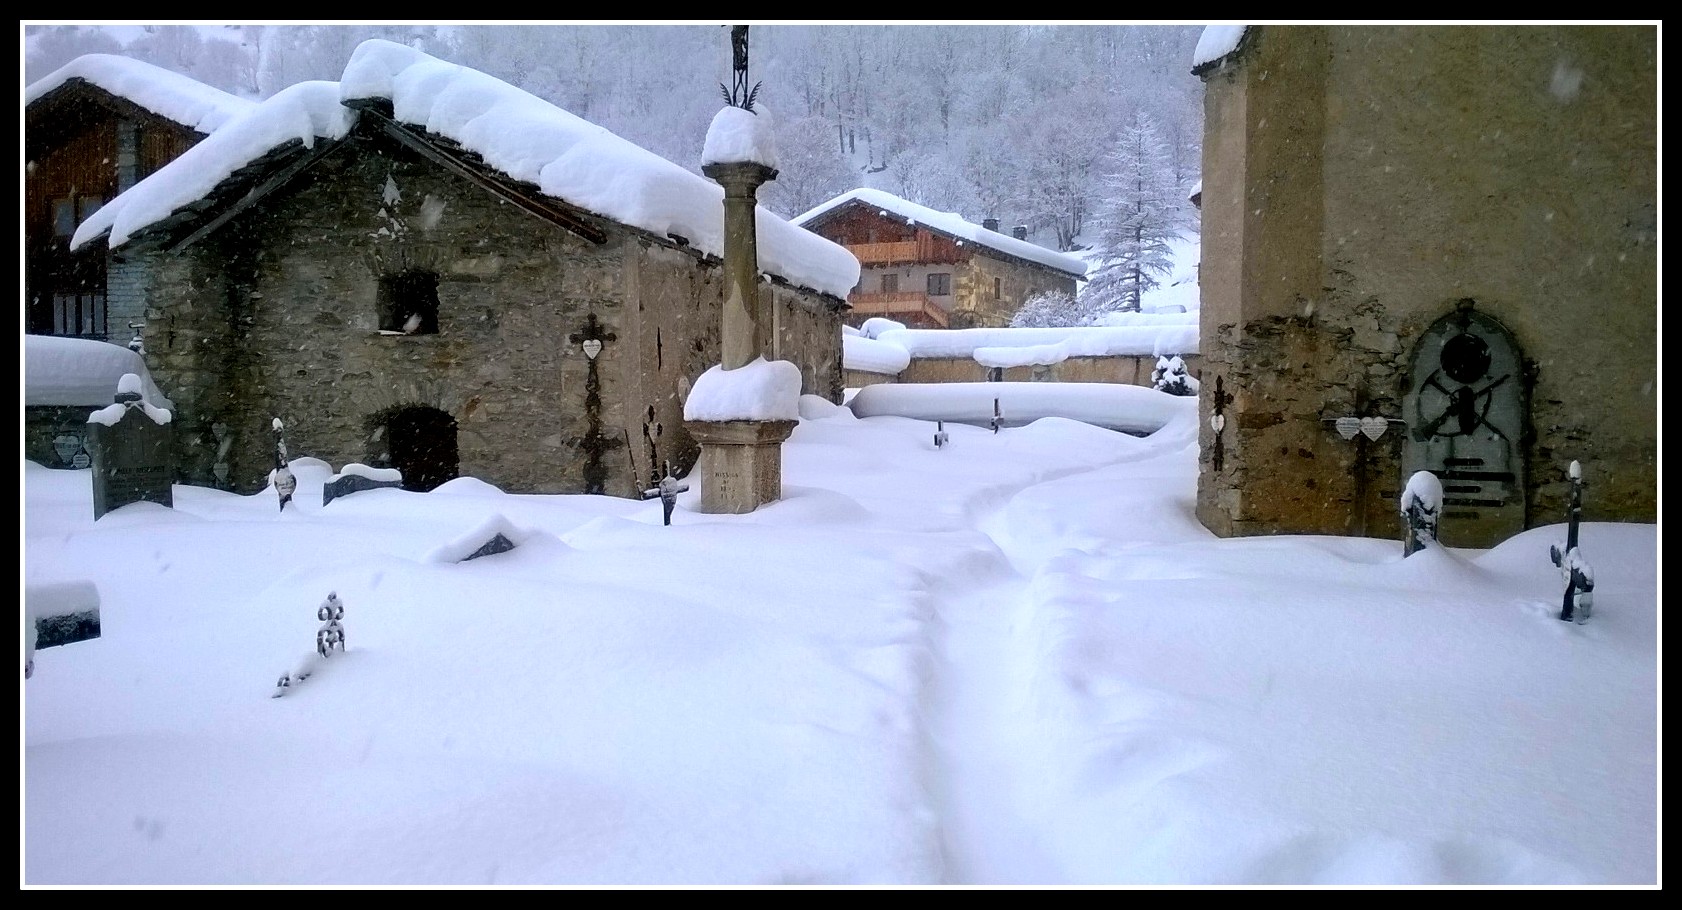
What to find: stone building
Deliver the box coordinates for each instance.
[797,189,1085,329]
[1192,25,1657,546]
[72,40,857,498]
[25,54,254,343]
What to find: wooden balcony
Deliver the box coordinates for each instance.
[844,232,967,267]
[849,291,949,328]
[846,240,920,265]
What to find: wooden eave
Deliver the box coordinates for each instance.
[26,77,206,158]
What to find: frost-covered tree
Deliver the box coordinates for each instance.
[1010,289,1098,328]
[1083,111,1184,313]
[760,114,858,218]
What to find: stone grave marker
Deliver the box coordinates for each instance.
[86,373,174,520]
[323,464,405,507]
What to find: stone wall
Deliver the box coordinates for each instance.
[1196,25,1658,545]
[133,134,842,497]
[954,255,1080,328]
[900,353,1201,386]
[25,406,97,469]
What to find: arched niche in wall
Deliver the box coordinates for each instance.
[1402,300,1528,547]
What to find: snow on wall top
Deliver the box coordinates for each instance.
[25,53,256,135]
[1192,26,1249,71]
[879,315,1199,361]
[795,188,1087,279]
[75,40,858,300]
[702,104,778,169]
[25,335,174,409]
[73,80,356,251]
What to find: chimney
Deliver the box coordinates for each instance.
[982,218,999,232]
[1012,225,1028,240]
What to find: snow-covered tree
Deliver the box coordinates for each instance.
[760,114,857,218]
[1011,289,1098,328]
[1082,111,1185,314]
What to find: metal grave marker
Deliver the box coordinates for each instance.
[1402,301,1527,546]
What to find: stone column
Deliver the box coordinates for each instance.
[689,159,793,514]
[701,161,778,369]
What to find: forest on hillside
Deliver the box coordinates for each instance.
[25,23,1205,255]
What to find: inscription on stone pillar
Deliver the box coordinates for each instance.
[1402,300,1527,546]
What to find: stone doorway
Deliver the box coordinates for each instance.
[368,405,459,492]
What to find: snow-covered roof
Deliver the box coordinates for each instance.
[1191,26,1250,73]
[76,39,858,300]
[25,335,174,410]
[795,188,1087,280]
[74,81,355,252]
[25,53,256,136]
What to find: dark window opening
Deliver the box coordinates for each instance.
[928,272,952,297]
[378,270,440,334]
[53,293,107,338]
[367,405,459,492]
[881,272,899,294]
[993,277,1001,299]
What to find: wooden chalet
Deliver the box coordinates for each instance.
[798,189,1085,329]
[24,55,253,343]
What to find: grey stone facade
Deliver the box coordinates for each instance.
[129,132,844,497]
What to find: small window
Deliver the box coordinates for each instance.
[993,277,1001,300]
[52,199,76,238]
[881,273,899,294]
[378,270,440,335]
[927,273,952,297]
[53,293,107,337]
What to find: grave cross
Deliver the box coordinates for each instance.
[641,461,691,526]
[1210,375,1232,472]
[991,398,1002,435]
[934,420,948,449]
[569,314,621,494]
[272,417,296,512]
[1550,461,1595,623]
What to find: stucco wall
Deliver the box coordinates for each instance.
[1196,25,1657,545]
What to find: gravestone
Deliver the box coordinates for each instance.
[86,374,174,520]
[323,464,404,507]
[1402,301,1527,547]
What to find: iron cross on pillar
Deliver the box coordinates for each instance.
[570,314,620,495]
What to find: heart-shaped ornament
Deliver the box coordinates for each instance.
[1334,416,1361,440]
[1209,413,1226,433]
[581,338,603,360]
[1360,416,1389,441]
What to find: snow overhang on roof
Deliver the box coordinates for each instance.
[73,39,859,301]
[1191,25,1251,76]
[794,188,1087,281]
[25,53,256,135]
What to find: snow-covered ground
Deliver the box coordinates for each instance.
[22,403,1658,886]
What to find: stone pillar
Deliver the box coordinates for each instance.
[701,161,778,369]
[689,157,792,515]
[685,418,796,513]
